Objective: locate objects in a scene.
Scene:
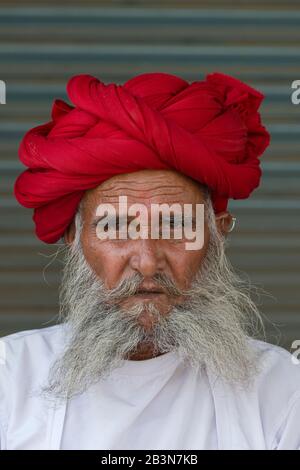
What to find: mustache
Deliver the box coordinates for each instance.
[103,272,184,302]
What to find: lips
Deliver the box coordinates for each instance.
[136,284,165,295]
[135,286,165,296]
[136,290,164,295]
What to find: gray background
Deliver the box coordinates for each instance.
[0,0,299,350]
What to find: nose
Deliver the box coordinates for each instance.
[129,238,166,278]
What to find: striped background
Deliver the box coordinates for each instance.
[0,0,299,350]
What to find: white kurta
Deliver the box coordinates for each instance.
[0,324,300,450]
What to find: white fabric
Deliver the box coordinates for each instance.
[0,324,300,450]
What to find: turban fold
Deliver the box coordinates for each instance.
[14,72,270,243]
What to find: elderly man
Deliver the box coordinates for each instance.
[1,72,300,450]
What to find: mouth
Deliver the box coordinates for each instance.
[134,288,166,298]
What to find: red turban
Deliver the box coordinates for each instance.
[14,72,270,243]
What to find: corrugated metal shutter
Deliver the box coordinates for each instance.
[0,1,299,350]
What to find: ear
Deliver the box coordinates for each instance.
[215,211,236,236]
[63,219,76,246]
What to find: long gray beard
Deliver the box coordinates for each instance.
[43,206,264,401]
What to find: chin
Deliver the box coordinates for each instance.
[137,309,160,330]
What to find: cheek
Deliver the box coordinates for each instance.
[81,232,128,288]
[166,243,208,289]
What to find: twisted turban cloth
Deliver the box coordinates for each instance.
[14,72,270,243]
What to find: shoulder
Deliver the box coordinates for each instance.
[244,339,300,449]
[0,324,65,372]
[0,325,66,426]
[211,339,300,449]
[250,338,300,394]
[0,323,65,347]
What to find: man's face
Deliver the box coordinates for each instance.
[47,170,258,399]
[77,170,210,330]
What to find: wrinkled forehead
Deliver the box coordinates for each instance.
[81,169,208,215]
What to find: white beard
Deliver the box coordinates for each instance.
[43,199,263,401]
